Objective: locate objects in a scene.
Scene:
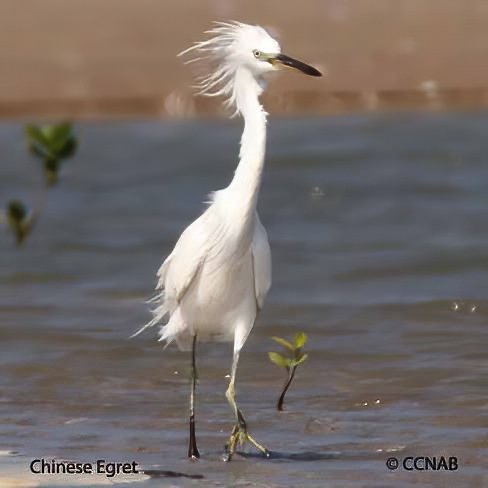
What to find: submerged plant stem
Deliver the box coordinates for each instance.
[277,366,296,411]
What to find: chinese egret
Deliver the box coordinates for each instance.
[133,21,321,461]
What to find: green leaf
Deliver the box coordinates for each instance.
[268,352,290,369]
[6,200,31,245]
[50,122,72,145]
[40,124,58,144]
[25,124,49,147]
[49,123,76,157]
[271,336,295,352]
[294,332,308,349]
[28,142,50,160]
[292,353,309,367]
[7,200,27,223]
[55,136,77,159]
[25,123,77,160]
[25,125,54,159]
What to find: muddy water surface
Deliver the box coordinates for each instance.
[1,113,487,487]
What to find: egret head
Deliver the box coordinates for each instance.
[179,21,321,112]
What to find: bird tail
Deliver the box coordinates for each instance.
[129,292,169,338]
[157,307,191,350]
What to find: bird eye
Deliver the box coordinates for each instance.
[253,50,261,58]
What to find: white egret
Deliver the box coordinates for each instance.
[133,21,321,461]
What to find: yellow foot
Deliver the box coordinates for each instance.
[222,424,270,462]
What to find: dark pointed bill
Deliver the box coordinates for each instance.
[273,53,322,77]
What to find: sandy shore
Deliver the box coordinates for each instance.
[2,0,488,118]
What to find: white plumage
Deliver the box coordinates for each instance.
[146,205,271,352]
[133,21,321,460]
[134,22,277,351]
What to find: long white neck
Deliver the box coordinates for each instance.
[228,68,267,213]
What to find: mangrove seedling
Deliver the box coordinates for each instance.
[25,122,78,185]
[6,200,34,246]
[268,332,309,411]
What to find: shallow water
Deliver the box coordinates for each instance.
[1,113,487,487]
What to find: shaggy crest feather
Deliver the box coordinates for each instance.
[178,21,278,116]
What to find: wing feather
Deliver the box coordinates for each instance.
[251,215,272,311]
[131,210,211,337]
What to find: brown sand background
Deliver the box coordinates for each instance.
[2,0,488,118]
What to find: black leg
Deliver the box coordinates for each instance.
[188,335,200,459]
